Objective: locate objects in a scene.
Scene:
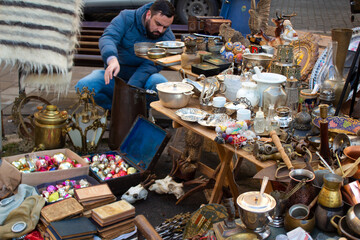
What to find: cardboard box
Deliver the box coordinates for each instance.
[88,116,170,196]
[3,148,89,186]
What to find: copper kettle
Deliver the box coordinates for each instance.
[34,105,68,149]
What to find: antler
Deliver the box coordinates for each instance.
[275,11,283,20]
[283,12,297,19]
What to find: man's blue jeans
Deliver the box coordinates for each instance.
[74,69,168,110]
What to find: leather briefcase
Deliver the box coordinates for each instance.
[204,19,232,35]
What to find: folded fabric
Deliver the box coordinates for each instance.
[0,159,21,198]
[0,195,45,239]
[0,184,38,225]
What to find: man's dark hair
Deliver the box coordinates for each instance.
[149,0,175,18]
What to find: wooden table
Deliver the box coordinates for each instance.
[151,98,276,204]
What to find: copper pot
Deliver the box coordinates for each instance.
[34,105,68,149]
[346,203,360,236]
[285,169,318,207]
[284,206,316,233]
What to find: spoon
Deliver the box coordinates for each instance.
[259,176,269,201]
[253,66,263,79]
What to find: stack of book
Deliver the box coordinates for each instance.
[40,198,84,227]
[74,184,116,213]
[91,200,136,239]
[46,217,97,240]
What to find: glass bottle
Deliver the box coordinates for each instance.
[254,108,265,134]
[263,86,287,110]
[266,104,279,132]
[311,87,336,118]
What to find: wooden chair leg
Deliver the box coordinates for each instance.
[134,215,162,240]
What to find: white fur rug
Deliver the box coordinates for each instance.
[0,0,83,93]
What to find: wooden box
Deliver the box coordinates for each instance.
[204,19,232,35]
[188,16,224,33]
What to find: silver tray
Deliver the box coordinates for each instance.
[175,108,208,122]
[197,113,229,128]
[155,41,185,48]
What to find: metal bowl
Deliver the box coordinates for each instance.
[155,41,185,55]
[242,53,273,70]
[134,42,155,56]
[147,48,166,59]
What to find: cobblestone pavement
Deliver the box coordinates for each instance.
[270,0,360,33]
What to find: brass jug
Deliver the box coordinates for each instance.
[34,105,68,150]
[318,173,343,208]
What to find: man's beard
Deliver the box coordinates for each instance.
[145,20,164,40]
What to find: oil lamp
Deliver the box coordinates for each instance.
[67,87,108,154]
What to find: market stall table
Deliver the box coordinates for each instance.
[151,98,276,204]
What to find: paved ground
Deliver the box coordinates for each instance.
[0,0,358,231]
[270,0,360,33]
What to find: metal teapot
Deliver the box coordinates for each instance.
[34,105,68,149]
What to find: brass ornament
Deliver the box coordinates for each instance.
[290,33,319,81]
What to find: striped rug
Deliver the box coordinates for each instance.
[0,0,83,93]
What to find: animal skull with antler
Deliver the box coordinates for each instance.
[149,175,185,199]
[121,174,155,204]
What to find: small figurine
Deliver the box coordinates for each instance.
[281,20,298,44]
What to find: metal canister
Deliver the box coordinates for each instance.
[274,106,292,128]
[34,105,68,149]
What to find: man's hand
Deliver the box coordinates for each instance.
[104,58,120,84]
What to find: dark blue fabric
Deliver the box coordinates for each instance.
[99,2,176,88]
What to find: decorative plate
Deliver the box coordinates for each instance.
[290,33,319,81]
[310,27,360,89]
[312,116,360,135]
[175,108,208,122]
[348,27,360,51]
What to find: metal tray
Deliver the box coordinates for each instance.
[175,108,208,122]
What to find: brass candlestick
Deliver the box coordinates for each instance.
[319,104,332,165]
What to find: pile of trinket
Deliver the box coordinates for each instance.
[220,41,247,63]
[215,120,256,146]
[41,179,90,203]
[11,153,82,173]
[85,154,137,181]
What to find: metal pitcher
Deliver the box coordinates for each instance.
[34,105,68,149]
[318,173,343,208]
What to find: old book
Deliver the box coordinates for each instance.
[74,184,114,202]
[41,198,83,223]
[50,217,97,239]
[89,217,134,233]
[47,225,94,240]
[91,210,135,227]
[99,224,136,239]
[81,195,116,211]
[91,200,135,225]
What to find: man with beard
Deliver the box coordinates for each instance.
[75,0,175,110]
